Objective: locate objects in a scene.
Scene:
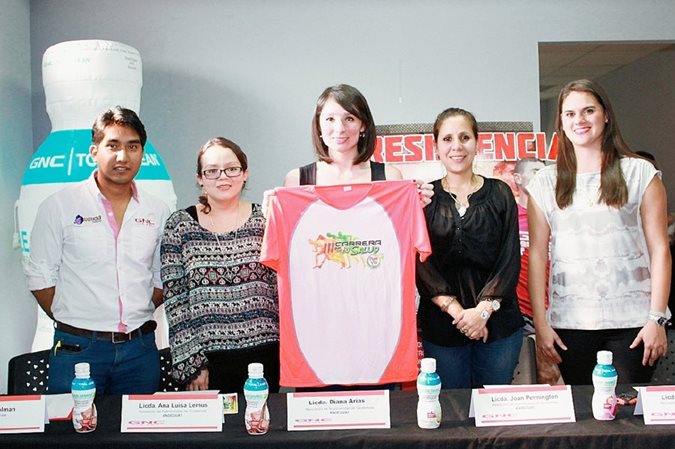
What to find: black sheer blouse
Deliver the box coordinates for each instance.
[416,176,523,346]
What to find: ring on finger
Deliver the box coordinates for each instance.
[461,328,468,334]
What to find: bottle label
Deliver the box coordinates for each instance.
[592,370,618,421]
[417,382,441,402]
[417,374,442,429]
[244,390,270,435]
[592,393,617,420]
[72,387,97,433]
[417,401,442,429]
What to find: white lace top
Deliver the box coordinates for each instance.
[528,157,659,330]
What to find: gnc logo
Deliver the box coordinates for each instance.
[128,420,165,425]
[134,217,156,226]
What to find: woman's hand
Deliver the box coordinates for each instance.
[453,307,489,342]
[630,321,668,366]
[416,180,434,207]
[535,323,566,364]
[187,368,209,391]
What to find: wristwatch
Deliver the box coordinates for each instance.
[479,299,500,320]
[481,298,501,313]
[648,313,669,327]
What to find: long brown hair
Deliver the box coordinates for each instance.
[555,79,633,209]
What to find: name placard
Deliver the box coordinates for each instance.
[121,393,222,432]
[287,390,390,431]
[0,395,46,434]
[470,385,575,427]
[635,386,675,424]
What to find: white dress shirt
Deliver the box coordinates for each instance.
[24,173,170,332]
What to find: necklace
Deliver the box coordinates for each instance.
[442,175,480,217]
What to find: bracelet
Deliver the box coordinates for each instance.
[439,296,456,313]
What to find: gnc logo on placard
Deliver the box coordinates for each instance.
[127,420,165,426]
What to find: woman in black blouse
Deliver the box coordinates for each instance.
[416,108,523,389]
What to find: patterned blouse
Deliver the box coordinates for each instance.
[160,203,279,384]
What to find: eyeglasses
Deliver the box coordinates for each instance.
[202,167,243,179]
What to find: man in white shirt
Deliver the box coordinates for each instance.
[24,107,170,394]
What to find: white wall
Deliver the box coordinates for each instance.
[27,0,674,205]
[0,0,672,389]
[0,0,34,393]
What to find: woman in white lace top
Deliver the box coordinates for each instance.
[527,79,670,385]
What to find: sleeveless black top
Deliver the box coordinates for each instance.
[298,161,386,185]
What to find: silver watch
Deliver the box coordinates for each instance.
[482,298,500,313]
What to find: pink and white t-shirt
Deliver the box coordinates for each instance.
[261,180,430,387]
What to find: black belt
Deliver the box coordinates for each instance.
[56,320,157,343]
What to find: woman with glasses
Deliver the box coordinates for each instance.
[161,137,279,393]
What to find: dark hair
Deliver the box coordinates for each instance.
[311,84,376,164]
[196,137,248,214]
[92,106,147,146]
[514,157,544,175]
[432,107,478,141]
[555,79,632,209]
[634,150,655,161]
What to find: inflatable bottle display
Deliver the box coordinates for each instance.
[16,40,177,351]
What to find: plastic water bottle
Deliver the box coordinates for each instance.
[417,357,442,429]
[71,362,97,433]
[243,362,270,435]
[592,350,618,420]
